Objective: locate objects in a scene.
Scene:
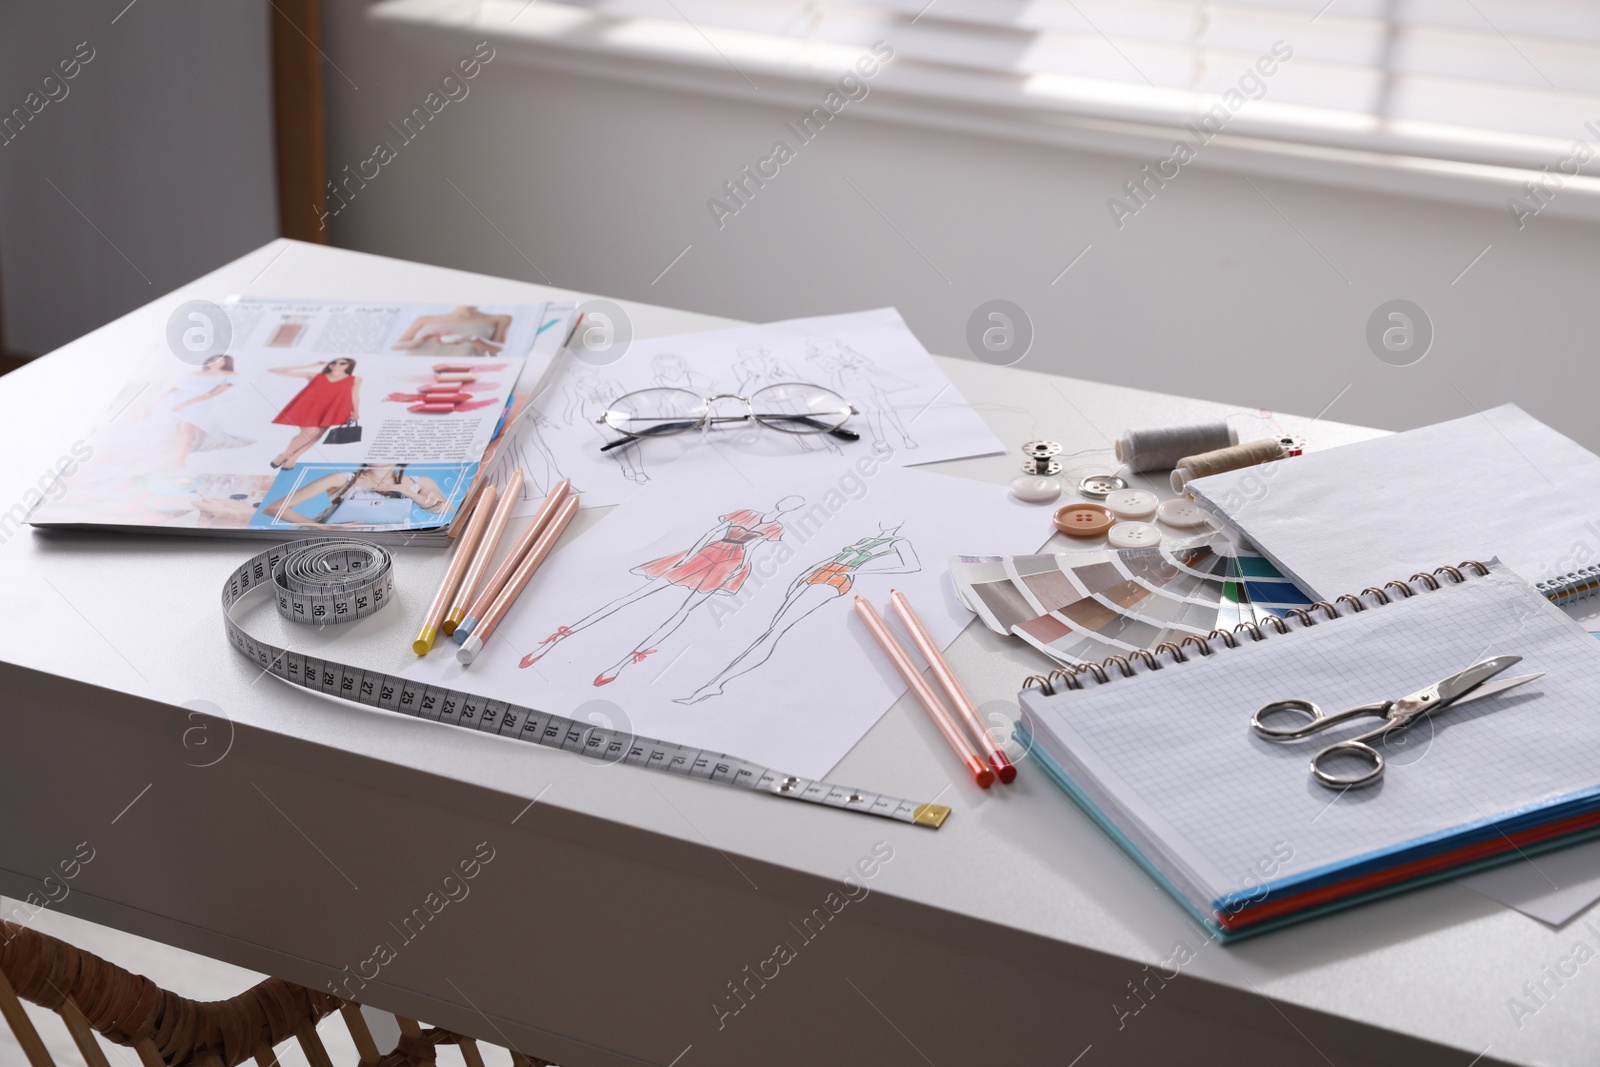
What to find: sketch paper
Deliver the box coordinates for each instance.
[503,308,1005,509]
[404,460,1048,778]
[1457,837,1600,927]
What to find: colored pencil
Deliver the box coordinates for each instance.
[443,468,524,636]
[454,478,570,642]
[890,589,1016,783]
[854,596,994,789]
[458,493,580,665]
[413,483,496,656]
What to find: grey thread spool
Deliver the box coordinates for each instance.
[1170,437,1286,491]
[1115,422,1238,472]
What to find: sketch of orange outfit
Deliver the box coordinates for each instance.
[519,498,802,685]
[676,525,920,704]
[634,509,781,594]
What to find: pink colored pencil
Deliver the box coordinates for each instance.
[854,596,994,789]
[457,494,580,665]
[890,589,1016,783]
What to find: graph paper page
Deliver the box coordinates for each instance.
[1022,566,1600,900]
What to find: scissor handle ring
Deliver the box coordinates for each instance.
[1311,741,1385,788]
[1252,699,1326,740]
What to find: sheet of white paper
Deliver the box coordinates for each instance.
[406,461,1048,779]
[1458,838,1600,926]
[1186,404,1600,601]
[513,308,1004,508]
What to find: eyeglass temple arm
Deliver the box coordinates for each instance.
[599,414,860,452]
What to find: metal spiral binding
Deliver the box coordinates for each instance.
[1021,561,1490,695]
[1537,562,1600,607]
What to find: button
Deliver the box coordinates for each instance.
[1156,498,1207,528]
[1077,474,1127,500]
[1104,488,1159,520]
[1010,475,1062,504]
[1108,521,1162,549]
[1054,503,1115,538]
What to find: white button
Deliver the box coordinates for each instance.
[1108,521,1162,549]
[1104,488,1159,520]
[1156,498,1207,528]
[1009,475,1062,504]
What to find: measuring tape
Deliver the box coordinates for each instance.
[222,539,949,829]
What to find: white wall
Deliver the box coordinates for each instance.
[0,1,277,357]
[321,3,1600,451]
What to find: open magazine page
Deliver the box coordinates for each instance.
[478,302,581,516]
[27,299,542,537]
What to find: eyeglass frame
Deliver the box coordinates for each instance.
[595,382,861,453]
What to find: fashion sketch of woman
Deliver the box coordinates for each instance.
[262,463,448,527]
[519,496,804,686]
[268,358,360,470]
[676,523,919,704]
[486,405,565,502]
[805,338,917,451]
[564,368,646,484]
[733,344,838,455]
[651,352,716,393]
[142,355,251,467]
[731,343,798,394]
[391,305,512,356]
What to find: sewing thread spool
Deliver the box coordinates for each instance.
[1170,437,1286,492]
[1020,440,1063,476]
[1115,423,1238,472]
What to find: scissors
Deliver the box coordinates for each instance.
[1252,655,1544,789]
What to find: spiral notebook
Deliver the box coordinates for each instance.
[1185,404,1600,609]
[1017,560,1600,940]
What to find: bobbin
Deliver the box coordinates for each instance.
[1020,439,1063,476]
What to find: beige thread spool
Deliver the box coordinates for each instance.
[1170,437,1286,491]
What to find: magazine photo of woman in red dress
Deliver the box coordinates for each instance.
[268,358,360,470]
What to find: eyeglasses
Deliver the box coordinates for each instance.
[596,382,860,453]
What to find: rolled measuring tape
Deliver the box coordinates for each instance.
[223,539,949,828]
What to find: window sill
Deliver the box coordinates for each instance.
[369,0,1600,224]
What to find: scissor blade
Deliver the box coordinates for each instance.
[1433,655,1523,705]
[1450,671,1543,707]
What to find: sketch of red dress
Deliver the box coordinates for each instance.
[631,510,782,594]
[517,497,804,683]
[273,373,356,427]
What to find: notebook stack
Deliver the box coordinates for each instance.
[1018,562,1600,940]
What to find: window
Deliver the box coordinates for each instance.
[388,0,1600,175]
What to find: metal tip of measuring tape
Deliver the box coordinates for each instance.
[453,617,477,643]
[457,635,483,664]
[912,803,951,829]
[413,626,436,656]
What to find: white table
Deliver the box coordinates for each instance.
[1,240,1589,1067]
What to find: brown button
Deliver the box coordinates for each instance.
[1053,503,1115,538]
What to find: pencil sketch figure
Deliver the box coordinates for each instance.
[732,344,799,393]
[519,496,806,686]
[805,338,918,452]
[651,352,717,394]
[490,406,565,500]
[735,343,839,455]
[676,522,921,704]
[564,368,647,484]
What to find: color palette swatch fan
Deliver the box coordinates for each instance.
[951,535,1312,665]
